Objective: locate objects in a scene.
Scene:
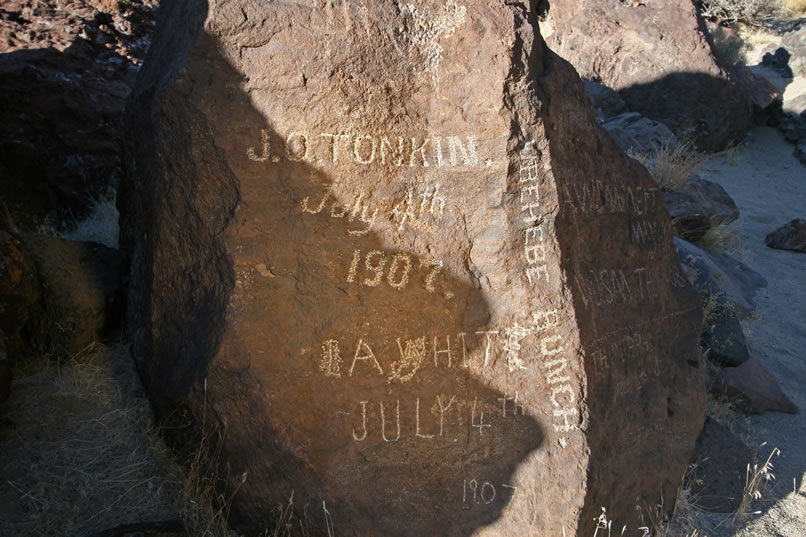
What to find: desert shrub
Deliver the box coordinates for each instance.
[699,0,779,27]
[629,141,709,192]
[709,25,747,65]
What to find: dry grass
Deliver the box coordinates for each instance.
[709,25,748,65]
[699,0,780,27]
[630,142,710,192]
[734,445,781,523]
[784,0,806,15]
[0,344,239,537]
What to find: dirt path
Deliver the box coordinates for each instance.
[697,126,806,537]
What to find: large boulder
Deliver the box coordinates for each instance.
[544,0,772,151]
[121,2,705,536]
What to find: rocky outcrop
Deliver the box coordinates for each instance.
[122,2,705,535]
[765,218,806,252]
[0,0,157,231]
[545,0,779,151]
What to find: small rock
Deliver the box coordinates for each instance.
[700,297,750,368]
[761,47,793,78]
[689,417,754,513]
[663,175,739,242]
[713,358,798,414]
[664,190,711,242]
[765,219,806,253]
[675,238,767,318]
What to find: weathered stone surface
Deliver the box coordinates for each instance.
[701,298,750,368]
[689,417,753,513]
[122,2,705,535]
[23,234,123,358]
[713,358,798,414]
[601,112,678,154]
[582,79,628,121]
[545,0,764,151]
[663,175,740,242]
[782,26,806,78]
[765,218,806,252]
[675,238,767,317]
[664,191,712,242]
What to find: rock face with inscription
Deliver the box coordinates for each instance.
[121,1,705,536]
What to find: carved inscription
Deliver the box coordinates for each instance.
[345,249,444,293]
[300,182,451,237]
[513,141,582,445]
[247,130,483,168]
[462,479,518,508]
[561,181,659,217]
[348,395,514,443]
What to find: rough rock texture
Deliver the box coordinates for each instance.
[713,358,798,414]
[675,238,767,317]
[782,26,806,78]
[23,234,123,358]
[689,417,753,513]
[0,0,157,231]
[545,0,776,151]
[663,175,740,242]
[0,231,39,401]
[700,298,750,368]
[122,2,705,536]
[765,218,806,252]
[601,112,678,154]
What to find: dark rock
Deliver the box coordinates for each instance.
[765,219,806,252]
[663,175,740,241]
[675,238,767,317]
[679,176,739,228]
[689,417,754,513]
[583,79,628,120]
[713,358,798,414]
[761,47,793,78]
[122,2,705,536]
[0,230,39,401]
[23,234,123,358]
[545,0,766,151]
[601,112,678,154]
[0,0,157,231]
[700,297,750,367]
[664,190,712,242]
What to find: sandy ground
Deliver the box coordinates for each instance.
[694,126,806,537]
